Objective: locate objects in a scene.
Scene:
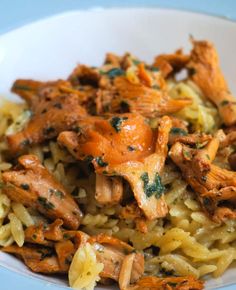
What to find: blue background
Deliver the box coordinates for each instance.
[1,0,236,34]
[0,1,236,289]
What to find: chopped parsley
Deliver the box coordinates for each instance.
[196,141,207,149]
[32,234,37,240]
[170,127,188,136]
[53,103,62,109]
[203,197,211,207]
[63,233,71,239]
[73,126,81,133]
[106,68,124,78]
[49,188,64,199]
[37,197,55,210]
[110,116,128,132]
[43,126,55,136]
[183,150,191,159]
[220,100,230,106]
[201,176,207,182]
[140,172,165,198]
[127,145,136,151]
[95,156,108,167]
[20,139,30,147]
[132,59,141,65]
[206,154,210,160]
[20,183,30,190]
[150,66,159,72]
[13,84,33,91]
[84,155,94,164]
[152,84,160,90]
[37,248,54,260]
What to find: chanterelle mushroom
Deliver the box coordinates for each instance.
[58,114,172,220]
[187,40,236,126]
[8,79,87,153]
[2,154,82,229]
[169,137,236,222]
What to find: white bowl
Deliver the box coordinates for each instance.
[0,8,236,290]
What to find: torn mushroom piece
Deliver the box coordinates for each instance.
[2,155,82,229]
[109,77,192,117]
[2,245,63,273]
[153,49,190,78]
[120,202,148,233]
[187,40,236,126]
[58,114,171,220]
[25,219,64,246]
[125,275,204,290]
[89,234,144,283]
[169,129,212,147]
[169,137,236,222]
[95,174,123,205]
[108,116,172,220]
[8,79,88,153]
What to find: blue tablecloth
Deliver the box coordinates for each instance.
[0,1,236,289]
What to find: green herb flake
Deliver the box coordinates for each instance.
[49,188,64,199]
[206,154,210,160]
[13,84,33,91]
[43,126,55,136]
[110,116,128,132]
[73,126,81,133]
[63,233,70,239]
[183,150,191,159]
[203,197,211,207]
[20,139,30,147]
[37,196,55,210]
[170,127,188,136]
[107,68,124,78]
[95,157,108,167]
[32,234,37,240]
[37,249,54,260]
[84,155,94,163]
[132,59,141,65]
[201,176,207,182]
[0,182,4,189]
[140,172,165,198]
[196,141,206,149]
[150,67,160,72]
[220,100,230,106]
[152,84,160,90]
[53,103,62,109]
[127,145,136,151]
[20,183,30,190]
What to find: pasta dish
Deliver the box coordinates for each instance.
[1,39,236,290]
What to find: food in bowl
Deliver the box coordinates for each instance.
[0,39,236,290]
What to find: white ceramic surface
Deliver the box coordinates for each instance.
[0,8,236,289]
